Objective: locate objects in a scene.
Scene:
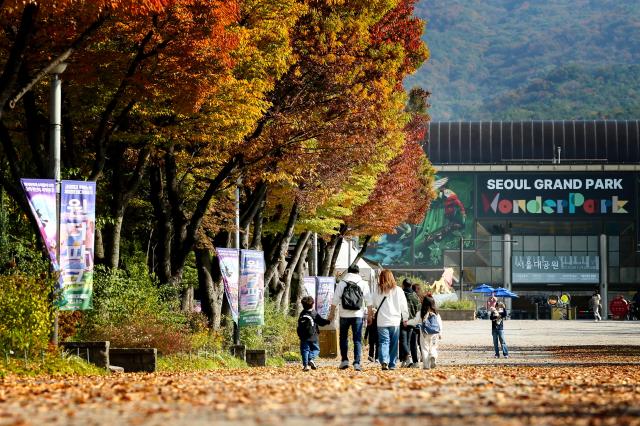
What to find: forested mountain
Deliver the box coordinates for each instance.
[409,0,640,120]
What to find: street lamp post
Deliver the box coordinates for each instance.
[50,63,67,347]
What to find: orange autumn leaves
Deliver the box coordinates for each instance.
[1,365,640,425]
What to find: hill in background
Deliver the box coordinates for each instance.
[408,0,640,121]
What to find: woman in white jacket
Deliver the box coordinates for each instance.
[408,296,443,369]
[370,270,409,370]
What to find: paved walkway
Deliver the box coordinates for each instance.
[441,319,640,347]
[326,320,640,368]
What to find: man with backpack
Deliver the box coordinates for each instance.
[298,296,331,371]
[328,265,372,371]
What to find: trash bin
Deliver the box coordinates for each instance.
[318,329,338,358]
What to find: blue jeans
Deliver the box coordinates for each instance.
[300,340,320,367]
[339,317,364,364]
[492,329,509,356]
[377,326,400,368]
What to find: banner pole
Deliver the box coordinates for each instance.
[234,177,241,345]
[50,66,65,347]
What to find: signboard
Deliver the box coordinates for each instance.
[239,249,265,326]
[59,180,96,310]
[20,179,58,270]
[216,248,240,323]
[368,174,475,266]
[512,255,599,284]
[303,277,316,299]
[478,173,635,218]
[315,277,335,318]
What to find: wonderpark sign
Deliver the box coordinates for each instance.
[478,173,635,218]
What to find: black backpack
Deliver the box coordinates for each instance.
[297,312,316,340]
[341,280,363,310]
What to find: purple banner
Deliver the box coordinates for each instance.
[315,277,335,318]
[216,248,240,323]
[239,250,265,326]
[59,181,96,310]
[20,179,58,270]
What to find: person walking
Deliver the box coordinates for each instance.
[408,295,443,369]
[371,270,409,370]
[328,265,372,371]
[590,291,602,322]
[400,278,420,367]
[490,301,509,358]
[297,296,331,371]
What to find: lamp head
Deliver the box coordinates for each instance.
[50,62,68,75]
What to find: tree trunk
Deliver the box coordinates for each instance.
[292,237,312,316]
[107,208,125,269]
[264,202,299,287]
[349,235,371,269]
[250,199,264,250]
[320,235,339,276]
[94,227,105,265]
[278,231,311,312]
[329,236,343,277]
[195,248,225,329]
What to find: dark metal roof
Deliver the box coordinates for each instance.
[424,120,640,165]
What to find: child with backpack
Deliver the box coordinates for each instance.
[407,296,443,369]
[298,296,331,371]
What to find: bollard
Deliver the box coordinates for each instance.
[86,348,90,363]
[535,303,539,320]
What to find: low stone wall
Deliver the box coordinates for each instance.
[62,341,110,368]
[246,349,266,367]
[440,310,476,321]
[109,348,157,373]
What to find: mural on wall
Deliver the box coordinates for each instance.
[368,174,475,267]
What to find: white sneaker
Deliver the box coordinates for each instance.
[339,360,349,370]
[353,363,362,371]
[303,366,310,372]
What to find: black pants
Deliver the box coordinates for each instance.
[400,326,419,362]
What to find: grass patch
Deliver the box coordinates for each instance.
[266,356,286,367]
[0,351,106,377]
[157,353,248,372]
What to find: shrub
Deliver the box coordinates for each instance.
[439,300,476,310]
[76,264,191,355]
[232,300,299,358]
[0,275,52,355]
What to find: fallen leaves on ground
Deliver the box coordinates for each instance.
[1,363,640,425]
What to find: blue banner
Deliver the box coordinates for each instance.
[59,181,96,310]
[239,249,265,326]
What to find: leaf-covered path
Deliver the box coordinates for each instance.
[2,363,640,426]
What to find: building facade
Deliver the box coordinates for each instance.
[367,120,640,318]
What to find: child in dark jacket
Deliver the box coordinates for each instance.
[298,296,330,371]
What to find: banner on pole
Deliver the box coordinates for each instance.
[216,248,240,323]
[315,276,335,318]
[303,277,316,299]
[59,180,96,310]
[239,249,265,326]
[20,179,58,270]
